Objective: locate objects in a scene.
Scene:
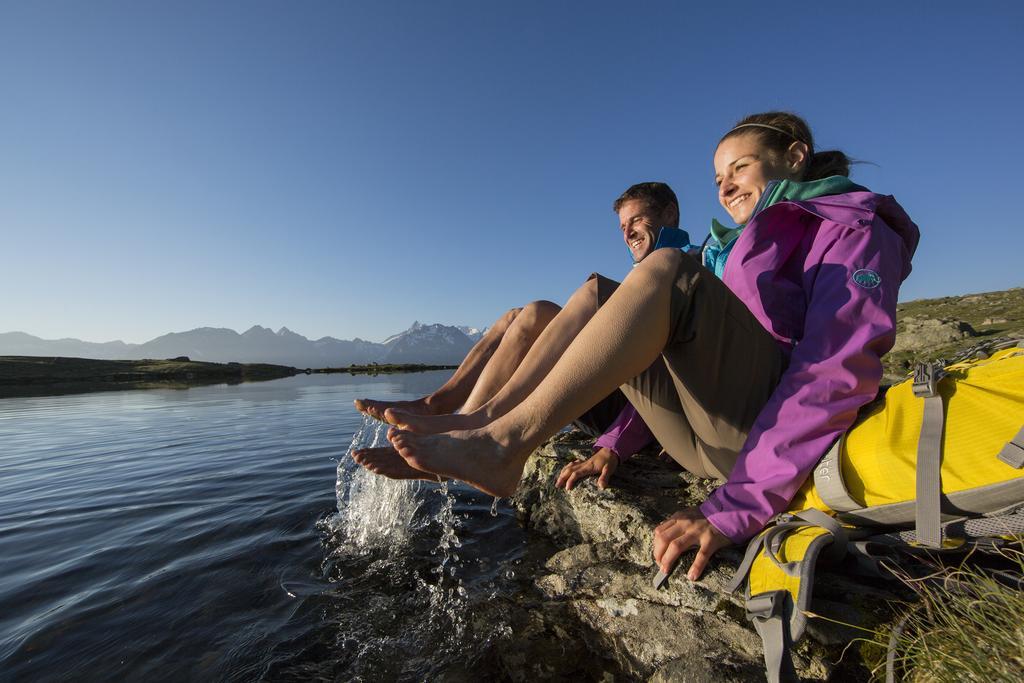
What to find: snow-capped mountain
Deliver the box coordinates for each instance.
[381,321,476,364]
[457,326,486,343]
[0,322,479,368]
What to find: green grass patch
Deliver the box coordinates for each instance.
[869,549,1024,682]
[884,288,1024,382]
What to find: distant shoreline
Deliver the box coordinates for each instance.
[0,356,457,399]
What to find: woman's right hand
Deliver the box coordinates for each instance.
[555,447,619,490]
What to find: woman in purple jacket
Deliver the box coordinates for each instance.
[377,111,920,580]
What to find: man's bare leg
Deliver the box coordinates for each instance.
[388,277,601,433]
[459,300,560,412]
[386,249,680,497]
[354,306,523,421]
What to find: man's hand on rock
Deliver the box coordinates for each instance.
[653,507,732,581]
[555,447,618,490]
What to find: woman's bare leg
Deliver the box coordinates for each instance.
[388,277,602,433]
[387,249,680,497]
[354,306,523,421]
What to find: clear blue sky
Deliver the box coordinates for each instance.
[2,1,1021,343]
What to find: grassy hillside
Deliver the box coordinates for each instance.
[0,356,297,398]
[885,287,1024,382]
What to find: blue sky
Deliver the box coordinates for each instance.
[1,1,1021,343]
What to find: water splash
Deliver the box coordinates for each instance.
[326,416,422,553]
[317,413,518,669]
[418,480,468,645]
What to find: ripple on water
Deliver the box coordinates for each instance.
[0,374,528,680]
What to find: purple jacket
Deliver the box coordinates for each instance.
[593,403,652,459]
[699,191,920,543]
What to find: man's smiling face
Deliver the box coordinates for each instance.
[618,199,665,263]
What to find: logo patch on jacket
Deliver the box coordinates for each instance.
[852,269,881,289]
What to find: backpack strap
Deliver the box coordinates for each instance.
[729,510,852,683]
[725,531,771,593]
[746,590,799,683]
[997,424,1024,469]
[913,361,946,548]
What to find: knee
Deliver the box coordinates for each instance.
[631,247,684,283]
[521,300,560,326]
[509,300,560,340]
[495,306,524,332]
[566,277,600,312]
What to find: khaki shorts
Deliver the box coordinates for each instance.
[591,254,785,480]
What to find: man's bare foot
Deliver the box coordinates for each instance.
[387,428,530,498]
[351,446,444,482]
[385,408,491,434]
[353,397,436,423]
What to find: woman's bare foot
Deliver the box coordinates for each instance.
[351,446,444,482]
[386,428,531,497]
[353,397,436,423]
[384,407,492,434]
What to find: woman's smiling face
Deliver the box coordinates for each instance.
[714,132,804,225]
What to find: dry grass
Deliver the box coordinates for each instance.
[872,548,1024,682]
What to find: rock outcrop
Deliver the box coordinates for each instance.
[491,290,1024,679]
[891,317,976,353]
[498,431,896,681]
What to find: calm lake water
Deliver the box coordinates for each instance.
[0,371,528,681]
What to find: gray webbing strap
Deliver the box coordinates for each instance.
[725,534,768,594]
[913,362,946,548]
[761,524,807,577]
[793,508,850,564]
[813,438,861,512]
[726,521,808,593]
[793,508,843,536]
[846,540,899,578]
[748,591,798,683]
[997,424,1024,469]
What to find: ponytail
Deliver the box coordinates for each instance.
[805,149,851,180]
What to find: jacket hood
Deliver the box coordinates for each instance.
[786,191,920,276]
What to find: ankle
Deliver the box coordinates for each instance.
[424,393,459,414]
[483,416,531,454]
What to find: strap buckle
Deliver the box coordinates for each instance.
[997,425,1024,469]
[912,362,943,398]
[747,590,788,620]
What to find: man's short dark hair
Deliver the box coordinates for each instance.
[612,182,680,227]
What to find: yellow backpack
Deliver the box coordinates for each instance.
[726,339,1024,682]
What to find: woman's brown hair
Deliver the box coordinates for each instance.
[719,111,851,181]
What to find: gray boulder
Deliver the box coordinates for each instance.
[498,431,895,681]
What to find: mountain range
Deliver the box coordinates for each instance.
[0,322,485,368]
